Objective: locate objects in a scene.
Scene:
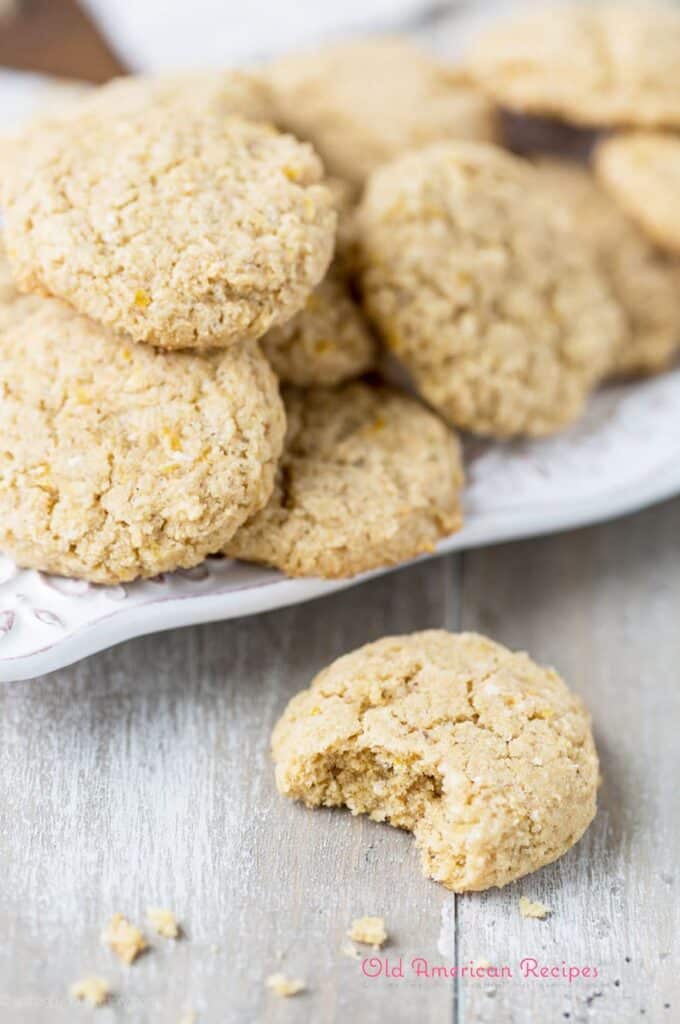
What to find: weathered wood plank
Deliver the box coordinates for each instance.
[455,498,680,1023]
[0,557,459,1023]
[0,0,126,81]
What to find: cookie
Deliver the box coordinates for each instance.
[260,176,375,385]
[260,260,376,386]
[536,158,680,376]
[0,261,286,584]
[594,132,680,255]
[357,141,625,437]
[267,37,498,188]
[466,3,680,129]
[72,69,274,122]
[2,103,336,350]
[0,249,44,325]
[272,630,599,893]
[225,382,463,578]
[0,77,93,193]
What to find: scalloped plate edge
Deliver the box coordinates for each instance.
[2,453,679,682]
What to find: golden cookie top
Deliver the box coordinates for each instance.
[467,3,680,128]
[2,99,336,350]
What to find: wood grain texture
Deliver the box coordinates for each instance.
[455,499,680,1024]
[0,501,678,1023]
[0,558,459,1022]
[0,0,126,81]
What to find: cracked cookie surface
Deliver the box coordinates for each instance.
[357,141,624,437]
[2,103,336,350]
[466,3,680,128]
[272,630,598,892]
[536,158,680,377]
[0,258,285,583]
[225,381,463,578]
[267,37,498,188]
[594,132,680,255]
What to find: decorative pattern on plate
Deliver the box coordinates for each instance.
[1,371,679,682]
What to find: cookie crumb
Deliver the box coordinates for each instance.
[179,1012,197,1024]
[341,941,361,960]
[104,912,148,964]
[519,897,551,919]
[147,907,180,939]
[209,944,220,955]
[70,976,110,1007]
[265,972,306,997]
[348,916,388,948]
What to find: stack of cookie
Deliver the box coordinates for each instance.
[0,71,321,586]
[1,5,679,588]
[0,62,470,586]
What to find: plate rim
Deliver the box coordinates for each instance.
[3,450,679,683]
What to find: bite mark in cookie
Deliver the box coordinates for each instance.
[272,631,599,892]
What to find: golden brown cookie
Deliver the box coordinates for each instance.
[0,247,44,325]
[0,71,271,191]
[267,37,498,188]
[73,69,274,122]
[357,141,625,437]
[536,158,680,376]
[272,630,599,892]
[0,261,285,584]
[0,77,92,193]
[594,131,680,255]
[2,102,336,350]
[466,3,680,129]
[260,260,376,386]
[260,175,375,384]
[225,382,463,578]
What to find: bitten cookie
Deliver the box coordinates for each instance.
[2,103,336,350]
[225,382,464,578]
[267,37,498,188]
[466,3,680,129]
[536,158,680,377]
[357,141,624,437]
[594,132,680,255]
[0,262,286,584]
[272,631,599,892]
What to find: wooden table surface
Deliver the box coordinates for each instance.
[1,497,678,1023]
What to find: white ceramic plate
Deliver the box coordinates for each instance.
[2,370,680,681]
